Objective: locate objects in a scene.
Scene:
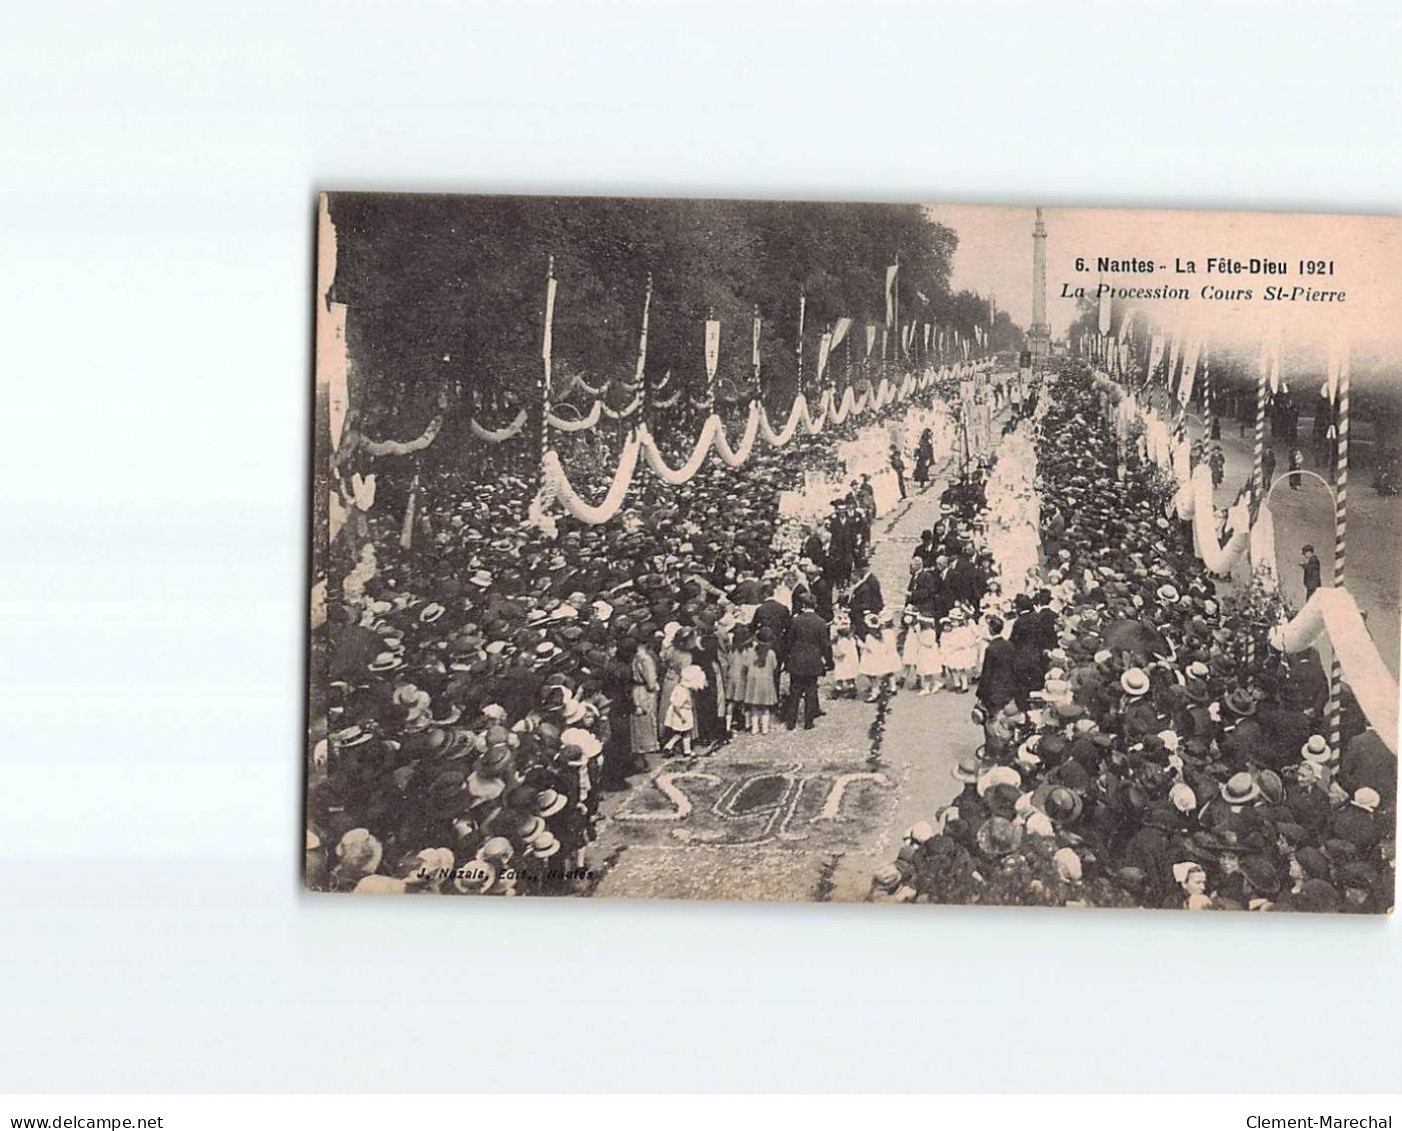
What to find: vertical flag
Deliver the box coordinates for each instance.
[923,323,932,352]
[542,268,558,366]
[1177,339,1200,407]
[865,324,877,358]
[1097,277,1112,336]
[885,263,899,328]
[817,330,833,380]
[635,274,654,386]
[830,316,852,353]
[1253,337,1269,498]
[326,302,349,451]
[1147,333,1165,380]
[704,318,721,386]
[796,294,806,383]
[1325,343,1342,403]
[751,305,761,382]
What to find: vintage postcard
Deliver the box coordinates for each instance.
[307,193,1398,912]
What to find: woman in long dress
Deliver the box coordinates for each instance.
[913,429,935,487]
[629,641,661,769]
[724,625,752,731]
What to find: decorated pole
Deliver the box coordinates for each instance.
[751,303,761,400]
[399,467,420,550]
[1329,344,1350,759]
[796,292,806,389]
[635,273,653,433]
[893,251,900,380]
[540,255,557,475]
[1252,341,1269,500]
[703,306,720,406]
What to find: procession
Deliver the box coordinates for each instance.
[307,196,1398,913]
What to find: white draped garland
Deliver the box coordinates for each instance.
[1094,370,1395,753]
[539,361,991,526]
[1270,588,1399,754]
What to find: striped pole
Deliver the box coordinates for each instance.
[796,292,806,389]
[635,273,653,434]
[1328,345,1350,759]
[1253,345,1268,500]
[540,255,557,471]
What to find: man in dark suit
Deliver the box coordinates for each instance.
[848,569,884,641]
[752,582,793,694]
[910,563,943,623]
[1009,594,1039,652]
[805,563,835,623]
[827,508,855,587]
[977,616,1018,715]
[1032,590,1059,657]
[1301,544,1322,600]
[784,593,834,729]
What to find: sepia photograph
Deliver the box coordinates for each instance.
[9,0,1402,1106]
[308,194,1399,913]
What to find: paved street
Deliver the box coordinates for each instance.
[588,455,989,903]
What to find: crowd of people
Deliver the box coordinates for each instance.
[875,363,1396,913]
[305,366,982,895]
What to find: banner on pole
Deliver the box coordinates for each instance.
[1097,281,1112,335]
[542,275,558,364]
[704,319,720,380]
[817,331,833,379]
[1147,333,1165,380]
[635,280,653,385]
[1178,339,1200,407]
[830,316,852,353]
[865,324,876,358]
[885,263,898,327]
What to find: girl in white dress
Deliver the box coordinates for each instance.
[830,622,859,698]
[941,607,979,693]
[900,610,922,690]
[912,614,944,695]
[860,611,902,702]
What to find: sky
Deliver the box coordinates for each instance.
[924,202,1402,363]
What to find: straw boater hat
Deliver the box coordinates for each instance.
[1221,771,1261,806]
[1301,734,1331,764]
[1120,667,1150,697]
[952,755,981,783]
[1351,788,1381,814]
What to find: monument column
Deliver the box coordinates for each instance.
[1029,207,1051,363]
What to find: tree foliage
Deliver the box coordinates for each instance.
[327,194,972,431]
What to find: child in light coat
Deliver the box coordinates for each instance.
[662,664,706,755]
